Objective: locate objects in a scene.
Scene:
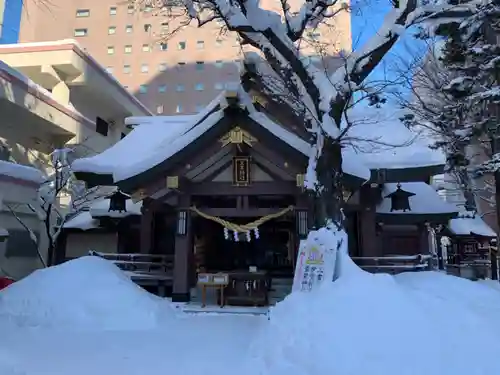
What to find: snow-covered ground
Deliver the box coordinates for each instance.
[1,256,500,375]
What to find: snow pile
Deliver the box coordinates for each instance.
[247,256,500,375]
[0,257,174,330]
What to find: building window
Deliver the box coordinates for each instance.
[177,41,186,50]
[176,104,183,113]
[196,61,204,71]
[123,65,131,74]
[214,82,223,90]
[195,104,204,112]
[108,26,116,35]
[142,44,151,52]
[139,85,148,94]
[177,62,186,67]
[215,60,223,68]
[74,28,88,37]
[96,117,109,136]
[107,46,115,55]
[141,64,149,73]
[109,6,117,15]
[124,45,132,54]
[144,5,152,12]
[144,24,152,32]
[196,40,204,49]
[76,9,90,17]
[159,42,168,51]
[161,22,168,32]
[158,85,167,93]
[127,5,134,13]
[156,105,164,114]
[125,25,133,33]
[215,38,223,47]
[158,63,167,72]
[195,83,204,91]
[176,84,185,92]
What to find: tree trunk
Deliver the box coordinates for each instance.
[45,204,55,266]
[313,137,344,229]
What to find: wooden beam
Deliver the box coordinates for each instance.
[251,153,295,181]
[188,181,299,196]
[251,142,304,175]
[192,156,232,182]
[180,142,233,180]
[192,207,293,218]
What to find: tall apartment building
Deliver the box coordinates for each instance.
[18,0,351,115]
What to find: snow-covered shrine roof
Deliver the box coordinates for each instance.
[377,182,458,224]
[64,196,142,231]
[342,107,444,172]
[448,214,496,238]
[72,84,444,190]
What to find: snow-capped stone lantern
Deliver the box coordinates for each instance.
[108,190,129,213]
[385,183,415,212]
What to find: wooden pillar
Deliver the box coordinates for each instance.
[54,231,68,264]
[172,194,192,302]
[116,220,128,253]
[140,202,154,254]
[359,207,379,258]
[419,224,430,255]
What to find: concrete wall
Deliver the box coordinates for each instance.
[0,212,46,279]
[66,232,117,258]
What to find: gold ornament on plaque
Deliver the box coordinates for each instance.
[219,127,257,147]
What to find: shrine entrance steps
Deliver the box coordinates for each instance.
[179,303,270,316]
[183,277,292,315]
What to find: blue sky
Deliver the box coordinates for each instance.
[350,0,426,84]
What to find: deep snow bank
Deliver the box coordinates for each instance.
[0,257,173,330]
[247,251,500,375]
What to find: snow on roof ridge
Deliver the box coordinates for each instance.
[0,160,45,184]
[113,110,225,182]
[0,40,152,116]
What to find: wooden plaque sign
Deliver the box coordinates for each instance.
[233,157,250,186]
[212,274,229,285]
[198,273,211,284]
[197,273,229,285]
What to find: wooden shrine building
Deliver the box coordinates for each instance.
[70,81,459,304]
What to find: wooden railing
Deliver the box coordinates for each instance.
[88,251,174,289]
[352,254,432,274]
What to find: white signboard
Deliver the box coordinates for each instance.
[292,240,325,292]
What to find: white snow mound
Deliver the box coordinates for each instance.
[247,255,500,375]
[0,257,174,330]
